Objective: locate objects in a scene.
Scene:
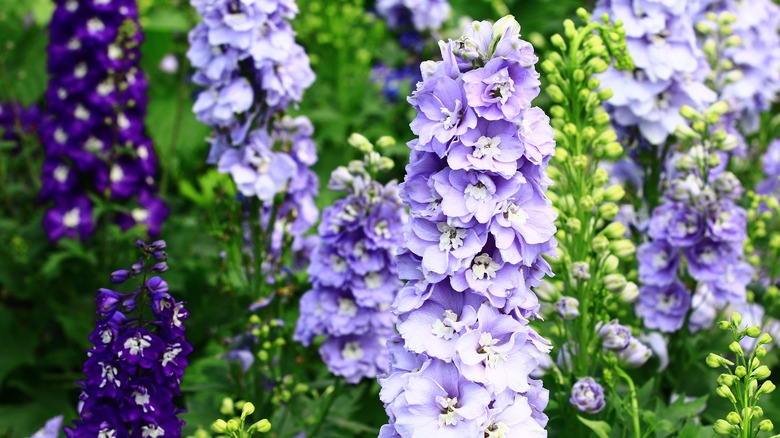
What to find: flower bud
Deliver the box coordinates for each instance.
[603,141,623,158]
[758,380,776,396]
[597,88,613,101]
[375,136,395,149]
[752,365,771,380]
[728,341,744,356]
[579,195,595,211]
[242,401,256,419]
[713,419,735,435]
[730,312,742,327]
[680,105,700,120]
[593,168,609,186]
[756,346,767,358]
[493,15,521,41]
[718,320,731,330]
[592,235,609,254]
[110,269,131,284]
[604,185,625,202]
[716,385,736,403]
[550,33,566,51]
[604,274,627,293]
[598,202,619,221]
[249,419,272,433]
[603,255,619,272]
[348,133,373,152]
[726,411,741,425]
[735,366,747,378]
[220,397,234,415]
[211,419,227,433]
[758,420,774,432]
[718,374,736,386]
[745,326,761,338]
[226,419,240,433]
[757,333,773,346]
[602,222,627,239]
[610,239,635,259]
[619,282,639,303]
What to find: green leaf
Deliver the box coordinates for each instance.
[577,415,612,438]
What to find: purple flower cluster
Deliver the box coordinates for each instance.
[189,0,319,272]
[0,102,40,146]
[40,0,167,241]
[757,139,780,196]
[66,240,191,438]
[294,153,407,383]
[376,0,450,33]
[595,0,715,145]
[188,0,315,168]
[696,0,780,131]
[637,149,751,332]
[378,18,557,436]
[598,320,652,368]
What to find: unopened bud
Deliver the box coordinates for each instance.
[602,222,627,239]
[758,380,776,396]
[758,420,774,432]
[619,282,639,303]
[752,365,771,380]
[226,419,240,433]
[604,274,627,293]
[348,133,373,152]
[713,419,735,435]
[726,411,741,425]
[242,402,256,419]
[211,419,227,433]
[716,385,736,403]
[249,419,272,433]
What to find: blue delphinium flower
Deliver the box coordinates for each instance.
[295,140,406,383]
[595,0,715,145]
[40,0,167,241]
[65,240,191,437]
[636,105,752,333]
[29,415,64,438]
[188,0,319,276]
[378,17,556,436]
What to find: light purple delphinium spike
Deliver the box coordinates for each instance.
[378,17,556,437]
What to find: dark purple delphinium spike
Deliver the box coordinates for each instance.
[65,240,191,437]
[40,0,168,242]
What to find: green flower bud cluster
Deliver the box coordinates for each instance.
[207,400,272,438]
[708,312,776,437]
[335,133,396,183]
[743,191,780,296]
[694,11,742,90]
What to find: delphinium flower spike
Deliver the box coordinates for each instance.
[65,240,191,437]
[40,0,167,241]
[294,134,407,383]
[378,16,557,436]
[188,0,320,284]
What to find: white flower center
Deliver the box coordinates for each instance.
[87,17,105,33]
[436,396,461,426]
[98,429,117,438]
[63,208,81,228]
[108,44,122,60]
[472,136,502,159]
[342,341,364,360]
[85,136,103,152]
[365,272,381,289]
[133,390,152,411]
[117,113,130,130]
[98,362,120,389]
[54,165,69,183]
[491,69,515,104]
[67,38,81,50]
[652,252,668,269]
[338,298,358,317]
[162,344,182,368]
[438,223,466,251]
[464,182,490,201]
[431,309,458,340]
[74,62,87,79]
[503,202,528,224]
[74,105,90,120]
[124,333,152,356]
[132,208,149,223]
[141,425,166,438]
[486,423,511,438]
[471,253,500,280]
[98,80,115,96]
[110,165,124,183]
[374,220,389,237]
[330,255,347,273]
[54,128,68,144]
[479,332,505,367]
[137,146,149,160]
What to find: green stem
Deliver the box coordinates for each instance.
[614,366,641,438]
[308,380,342,437]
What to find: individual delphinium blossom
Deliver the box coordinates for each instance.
[188,0,319,288]
[595,0,715,146]
[39,1,167,241]
[694,0,780,133]
[570,377,606,414]
[636,102,752,333]
[295,134,406,383]
[706,312,777,436]
[537,10,653,435]
[379,17,558,436]
[65,240,191,437]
